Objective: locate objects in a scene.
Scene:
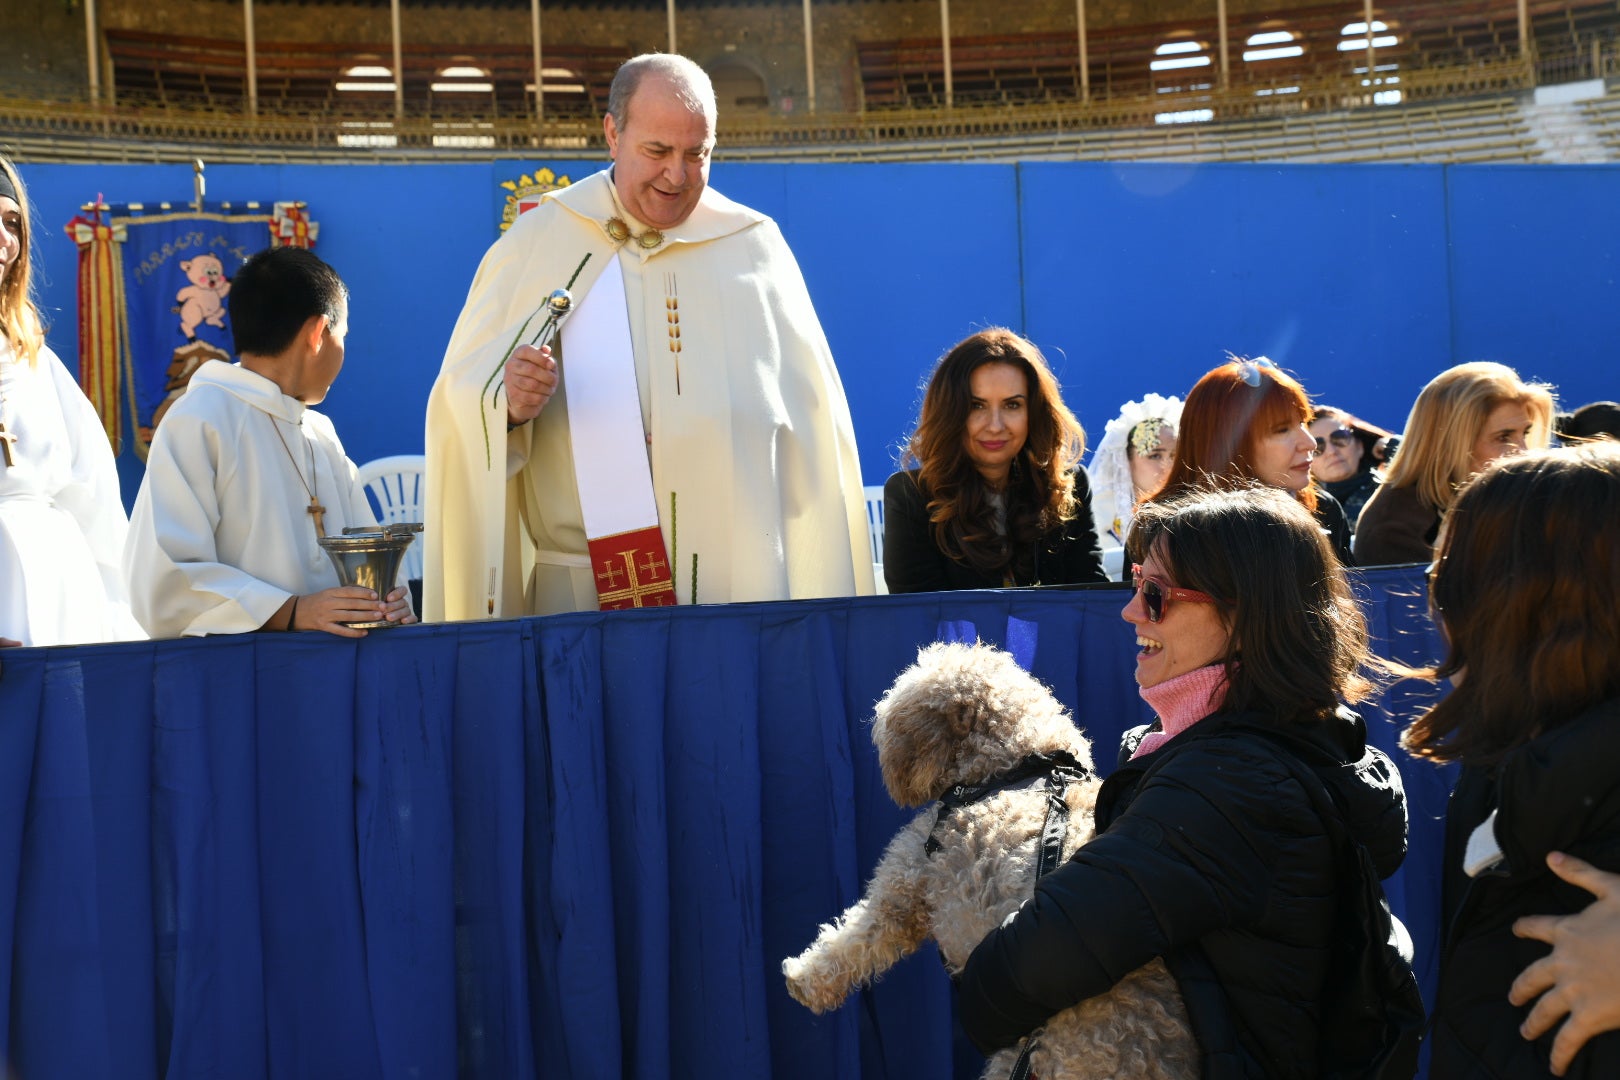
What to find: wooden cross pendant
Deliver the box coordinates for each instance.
[308,496,327,538]
[0,421,16,467]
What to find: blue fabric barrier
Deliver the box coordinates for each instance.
[0,566,1451,1079]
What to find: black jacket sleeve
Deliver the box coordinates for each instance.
[956,738,1305,1052]
[1313,490,1355,568]
[881,471,955,593]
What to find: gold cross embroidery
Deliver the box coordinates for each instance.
[0,421,15,467]
[596,558,626,589]
[598,548,673,608]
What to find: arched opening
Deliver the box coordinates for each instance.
[1244,27,1305,100]
[708,58,770,112]
[1340,21,1404,104]
[1151,37,1213,124]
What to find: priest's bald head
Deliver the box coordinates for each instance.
[604,54,717,231]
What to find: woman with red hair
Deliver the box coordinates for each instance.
[1132,357,1354,566]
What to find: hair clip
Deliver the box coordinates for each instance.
[1128,418,1167,457]
[1238,356,1278,388]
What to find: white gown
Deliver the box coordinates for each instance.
[123,360,379,638]
[0,340,144,646]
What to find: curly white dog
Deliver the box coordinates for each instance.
[782,641,1198,1080]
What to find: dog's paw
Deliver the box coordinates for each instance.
[782,954,845,1014]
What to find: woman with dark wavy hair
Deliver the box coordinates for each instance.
[1134,356,1354,566]
[881,328,1106,592]
[960,485,1414,1077]
[1405,443,1620,1078]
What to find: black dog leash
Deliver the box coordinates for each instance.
[923,750,1088,1080]
[1007,762,1078,1080]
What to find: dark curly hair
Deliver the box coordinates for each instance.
[901,328,1085,582]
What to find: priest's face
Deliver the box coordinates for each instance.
[604,77,715,230]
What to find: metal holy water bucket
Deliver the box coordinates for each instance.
[316,523,423,629]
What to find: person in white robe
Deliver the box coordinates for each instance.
[0,155,143,648]
[424,53,873,621]
[124,247,414,638]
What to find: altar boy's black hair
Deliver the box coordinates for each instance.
[229,246,349,358]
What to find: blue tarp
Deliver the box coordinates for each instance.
[0,568,1453,1078]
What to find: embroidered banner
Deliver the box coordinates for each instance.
[68,200,318,456]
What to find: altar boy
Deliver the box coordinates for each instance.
[124,246,414,638]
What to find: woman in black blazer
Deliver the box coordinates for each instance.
[881,328,1106,593]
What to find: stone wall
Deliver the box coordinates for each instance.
[1,0,91,99]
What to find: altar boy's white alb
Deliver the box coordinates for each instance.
[124,246,415,638]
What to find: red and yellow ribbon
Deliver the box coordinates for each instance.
[66,216,129,453]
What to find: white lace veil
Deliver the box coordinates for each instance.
[1085,393,1184,546]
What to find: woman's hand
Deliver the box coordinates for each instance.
[1509,852,1620,1075]
[0,636,20,648]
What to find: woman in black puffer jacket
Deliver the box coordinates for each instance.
[958,485,1413,1078]
[1404,443,1620,1079]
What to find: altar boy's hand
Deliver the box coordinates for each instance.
[505,344,557,427]
[297,586,390,638]
[383,585,417,626]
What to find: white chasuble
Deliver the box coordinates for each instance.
[424,168,875,620]
[0,341,144,646]
[124,361,378,638]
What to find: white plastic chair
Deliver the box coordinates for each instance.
[863,484,887,594]
[355,454,426,582]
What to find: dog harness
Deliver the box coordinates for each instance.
[923,749,1088,876]
[924,749,1089,1080]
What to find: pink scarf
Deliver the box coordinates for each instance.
[1131,663,1229,760]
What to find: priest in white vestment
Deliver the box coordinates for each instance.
[125,247,413,638]
[423,53,873,621]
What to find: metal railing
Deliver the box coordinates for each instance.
[0,56,1550,165]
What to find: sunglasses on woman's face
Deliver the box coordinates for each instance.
[1131,564,1219,623]
[1314,428,1356,454]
